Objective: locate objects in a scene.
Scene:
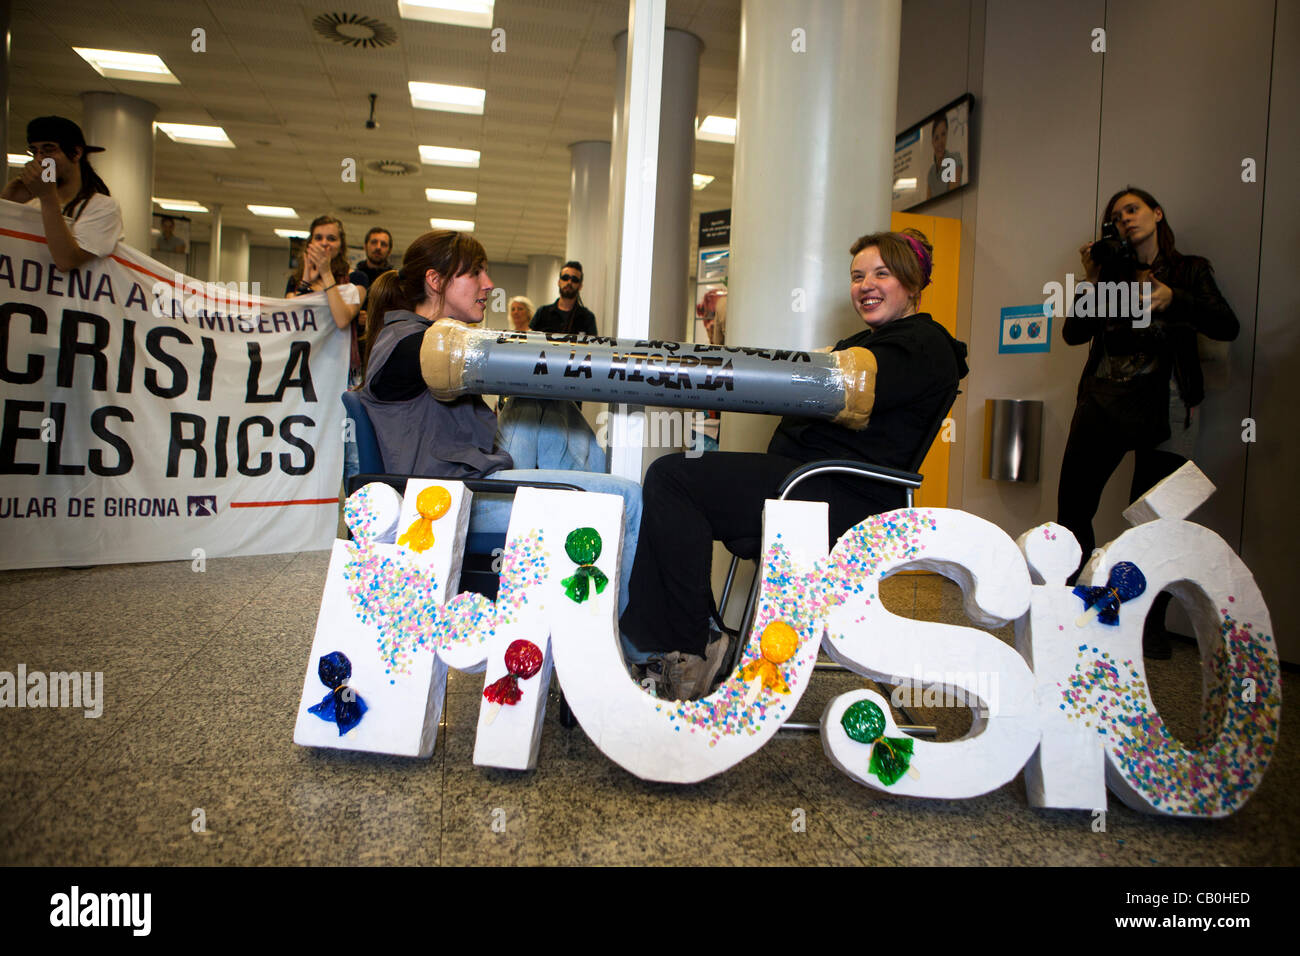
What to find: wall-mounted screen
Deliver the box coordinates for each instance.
[893,94,974,211]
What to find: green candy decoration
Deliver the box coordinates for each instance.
[840,699,915,787]
[561,527,608,603]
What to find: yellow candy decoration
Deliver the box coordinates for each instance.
[397,485,452,553]
[741,620,799,706]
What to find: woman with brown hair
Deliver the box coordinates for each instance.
[287,215,363,384]
[619,228,969,700]
[358,229,642,611]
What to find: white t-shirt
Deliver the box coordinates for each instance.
[27,192,124,258]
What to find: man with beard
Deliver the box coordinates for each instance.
[2,116,123,271]
[349,226,394,292]
[529,260,598,335]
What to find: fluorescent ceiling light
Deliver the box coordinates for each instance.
[893,178,918,190]
[692,173,715,190]
[275,229,310,239]
[696,115,736,144]
[425,187,477,205]
[247,205,298,218]
[156,122,235,148]
[74,47,179,84]
[398,0,494,29]
[8,153,30,166]
[430,218,475,231]
[409,81,485,115]
[419,145,480,168]
[153,197,208,212]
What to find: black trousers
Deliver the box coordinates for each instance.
[619,452,905,657]
[1056,396,1186,581]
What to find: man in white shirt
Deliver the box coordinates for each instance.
[1,115,124,270]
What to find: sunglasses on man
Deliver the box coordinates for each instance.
[560,273,582,283]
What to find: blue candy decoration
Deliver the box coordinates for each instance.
[1072,561,1147,626]
[308,651,368,735]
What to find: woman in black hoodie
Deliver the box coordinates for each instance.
[619,228,969,699]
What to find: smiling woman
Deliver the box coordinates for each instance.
[619,228,970,701]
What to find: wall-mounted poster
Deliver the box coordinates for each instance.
[893,94,974,211]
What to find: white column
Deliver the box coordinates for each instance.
[605,0,666,482]
[219,227,250,283]
[79,92,158,252]
[526,254,561,311]
[565,140,611,333]
[207,203,223,282]
[721,0,901,453]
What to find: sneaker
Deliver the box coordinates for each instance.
[662,630,731,702]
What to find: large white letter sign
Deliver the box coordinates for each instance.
[1034,464,1280,817]
[532,490,832,783]
[293,479,473,757]
[819,509,1038,798]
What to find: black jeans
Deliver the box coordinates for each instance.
[619,452,904,657]
[1056,396,1186,581]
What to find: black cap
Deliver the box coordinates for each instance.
[26,116,105,155]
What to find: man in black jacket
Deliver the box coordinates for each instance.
[530,260,598,335]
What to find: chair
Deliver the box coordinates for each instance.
[717,384,960,736]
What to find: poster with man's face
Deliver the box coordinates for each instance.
[892,94,973,211]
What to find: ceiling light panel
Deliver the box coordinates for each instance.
[419,145,481,168]
[74,47,179,84]
[409,81,486,115]
[398,0,494,29]
[429,218,476,230]
[696,115,737,144]
[247,205,298,218]
[156,123,235,148]
[425,188,478,205]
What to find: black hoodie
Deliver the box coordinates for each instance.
[767,312,969,473]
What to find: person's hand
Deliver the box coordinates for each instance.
[1078,241,1099,282]
[21,160,59,201]
[1148,276,1173,312]
[1,174,35,203]
[306,243,332,285]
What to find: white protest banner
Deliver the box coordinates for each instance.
[0,200,348,569]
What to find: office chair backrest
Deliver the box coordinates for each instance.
[341,390,385,475]
[905,384,961,474]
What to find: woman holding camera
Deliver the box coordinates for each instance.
[1056,187,1238,654]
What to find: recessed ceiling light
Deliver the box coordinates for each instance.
[692,173,715,190]
[74,47,179,84]
[429,218,475,231]
[696,115,736,144]
[893,178,918,191]
[409,81,485,115]
[419,145,480,168]
[153,197,208,212]
[398,0,494,29]
[248,205,298,218]
[425,188,477,205]
[274,229,311,239]
[156,123,235,148]
[8,153,30,166]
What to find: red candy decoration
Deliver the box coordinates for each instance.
[482,640,545,707]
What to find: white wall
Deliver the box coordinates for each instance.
[898,0,1296,660]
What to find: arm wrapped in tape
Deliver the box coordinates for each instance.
[415,319,877,429]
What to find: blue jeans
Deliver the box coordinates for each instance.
[496,398,606,472]
[470,469,642,624]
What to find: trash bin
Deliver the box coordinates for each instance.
[983,399,1043,482]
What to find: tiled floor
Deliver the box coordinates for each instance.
[1,554,1295,866]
